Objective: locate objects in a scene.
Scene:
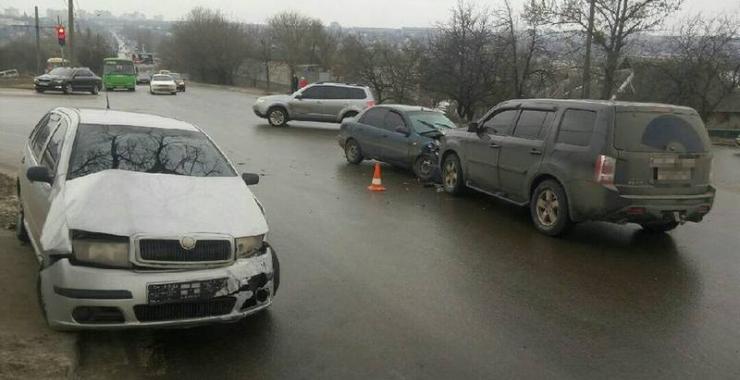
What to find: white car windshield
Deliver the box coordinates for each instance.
[67,125,236,179]
[152,75,173,81]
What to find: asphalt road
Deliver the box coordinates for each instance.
[1,86,739,379]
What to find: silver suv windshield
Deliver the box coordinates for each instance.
[67,124,236,179]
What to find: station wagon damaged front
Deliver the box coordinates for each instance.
[18,108,279,329]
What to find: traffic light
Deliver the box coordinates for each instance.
[56,25,66,46]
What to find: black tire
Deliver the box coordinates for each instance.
[182,87,186,92]
[271,248,280,296]
[344,139,363,164]
[267,107,288,127]
[63,83,72,94]
[37,274,50,327]
[35,88,44,93]
[640,221,679,233]
[129,87,136,92]
[171,91,177,95]
[414,154,436,182]
[441,153,466,195]
[530,179,572,236]
[16,208,29,243]
[91,85,99,95]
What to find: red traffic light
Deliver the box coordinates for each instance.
[57,25,66,46]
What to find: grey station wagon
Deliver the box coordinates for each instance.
[439,99,715,236]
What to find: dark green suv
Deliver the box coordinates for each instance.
[439,99,715,236]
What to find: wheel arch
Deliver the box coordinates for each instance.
[339,109,360,122]
[528,173,577,220]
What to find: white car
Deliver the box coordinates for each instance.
[17,108,279,329]
[149,74,177,95]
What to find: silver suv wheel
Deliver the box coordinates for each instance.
[535,189,559,227]
[268,108,287,127]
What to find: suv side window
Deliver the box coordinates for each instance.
[482,109,518,136]
[513,110,554,140]
[383,111,405,132]
[41,118,68,172]
[556,109,597,146]
[31,112,60,158]
[75,70,92,77]
[301,86,328,99]
[347,88,367,100]
[360,108,388,128]
[325,86,347,100]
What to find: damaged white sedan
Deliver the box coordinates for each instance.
[16,107,279,329]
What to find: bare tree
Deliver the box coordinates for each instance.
[557,0,684,99]
[161,8,251,85]
[422,1,497,120]
[632,15,740,120]
[268,11,329,78]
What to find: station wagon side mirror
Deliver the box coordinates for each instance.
[467,122,479,133]
[26,166,53,184]
[395,126,410,136]
[294,94,303,100]
[242,173,260,186]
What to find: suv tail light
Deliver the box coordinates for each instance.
[366,100,376,108]
[594,155,616,186]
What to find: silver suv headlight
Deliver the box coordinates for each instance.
[236,235,265,258]
[72,232,130,268]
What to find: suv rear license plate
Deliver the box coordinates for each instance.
[656,168,691,181]
[148,278,228,305]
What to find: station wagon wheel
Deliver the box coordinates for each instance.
[442,153,465,195]
[15,203,29,243]
[414,155,435,182]
[268,108,287,127]
[640,221,679,233]
[344,139,363,164]
[91,85,99,95]
[530,179,571,236]
[63,83,72,94]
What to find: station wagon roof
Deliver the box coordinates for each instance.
[376,104,440,113]
[66,108,199,131]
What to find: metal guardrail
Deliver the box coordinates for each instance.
[708,129,740,139]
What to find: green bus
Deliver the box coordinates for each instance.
[103,58,136,91]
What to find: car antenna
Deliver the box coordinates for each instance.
[105,91,111,110]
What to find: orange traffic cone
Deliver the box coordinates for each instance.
[367,163,386,192]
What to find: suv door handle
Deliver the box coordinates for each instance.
[489,143,501,149]
[530,149,542,155]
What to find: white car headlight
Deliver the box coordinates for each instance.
[73,239,130,268]
[235,235,265,258]
[256,98,265,104]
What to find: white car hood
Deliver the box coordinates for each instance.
[41,170,268,253]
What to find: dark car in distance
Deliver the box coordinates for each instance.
[338,105,456,181]
[34,67,102,94]
[439,99,715,236]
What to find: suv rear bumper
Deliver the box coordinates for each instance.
[568,181,715,224]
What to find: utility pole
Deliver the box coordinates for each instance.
[68,0,74,65]
[34,6,41,74]
[582,0,595,99]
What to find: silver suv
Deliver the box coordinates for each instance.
[253,82,375,127]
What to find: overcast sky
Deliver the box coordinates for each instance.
[5,0,739,29]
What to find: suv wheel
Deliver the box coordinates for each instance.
[63,83,72,94]
[530,180,571,236]
[268,108,288,127]
[344,139,363,164]
[640,221,679,233]
[442,153,465,195]
[91,85,99,95]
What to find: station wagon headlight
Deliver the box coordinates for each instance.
[72,232,131,268]
[236,235,265,258]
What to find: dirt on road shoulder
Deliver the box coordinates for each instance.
[0,172,18,231]
[0,172,78,379]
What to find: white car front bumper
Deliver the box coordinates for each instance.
[40,247,277,330]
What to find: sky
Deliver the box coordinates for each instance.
[4,0,739,29]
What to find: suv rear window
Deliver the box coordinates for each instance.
[67,124,236,180]
[614,111,709,153]
[345,88,367,99]
[557,109,596,146]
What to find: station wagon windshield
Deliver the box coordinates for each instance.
[67,125,236,179]
[409,111,456,134]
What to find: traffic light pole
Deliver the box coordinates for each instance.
[68,0,74,65]
[34,6,41,74]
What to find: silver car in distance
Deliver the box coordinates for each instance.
[16,108,279,329]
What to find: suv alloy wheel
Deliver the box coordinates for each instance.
[268,108,288,127]
[530,180,571,236]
